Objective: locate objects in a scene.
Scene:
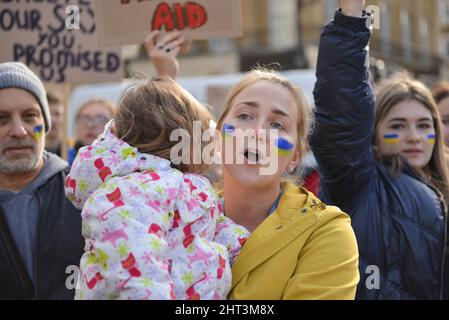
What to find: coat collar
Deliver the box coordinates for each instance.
[230,182,325,289]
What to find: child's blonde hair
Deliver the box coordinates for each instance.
[115,76,212,174]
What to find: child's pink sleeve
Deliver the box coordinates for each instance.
[77,176,177,300]
[213,208,250,266]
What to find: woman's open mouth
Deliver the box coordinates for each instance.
[243,149,264,164]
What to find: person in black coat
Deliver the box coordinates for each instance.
[311,0,449,299]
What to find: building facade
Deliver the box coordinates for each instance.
[125,0,449,83]
[301,0,445,83]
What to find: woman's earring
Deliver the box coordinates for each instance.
[289,165,296,174]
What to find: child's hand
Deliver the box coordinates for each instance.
[144,30,192,80]
[340,0,365,17]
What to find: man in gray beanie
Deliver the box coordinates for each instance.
[0,62,83,299]
[0,62,52,133]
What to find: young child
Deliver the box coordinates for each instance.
[65,77,249,300]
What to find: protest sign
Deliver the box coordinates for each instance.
[93,0,243,47]
[0,0,123,84]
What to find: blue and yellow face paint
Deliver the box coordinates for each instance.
[383,133,399,144]
[222,124,235,139]
[427,133,436,145]
[33,125,44,140]
[275,138,294,156]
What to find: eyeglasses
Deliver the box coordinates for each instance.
[77,115,110,127]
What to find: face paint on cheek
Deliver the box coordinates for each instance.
[33,125,44,140]
[383,133,400,144]
[222,124,235,139]
[275,138,294,156]
[427,133,436,145]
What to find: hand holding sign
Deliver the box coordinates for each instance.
[93,0,243,47]
[144,30,191,79]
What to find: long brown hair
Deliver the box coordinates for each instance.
[114,76,212,174]
[373,73,449,207]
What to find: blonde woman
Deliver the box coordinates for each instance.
[146,31,360,300]
[215,70,359,299]
[311,0,449,299]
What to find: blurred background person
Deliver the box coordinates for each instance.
[432,81,449,148]
[45,90,64,157]
[68,98,115,165]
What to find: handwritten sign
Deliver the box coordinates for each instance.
[0,0,123,84]
[93,0,243,47]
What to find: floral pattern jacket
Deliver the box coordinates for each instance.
[65,121,249,300]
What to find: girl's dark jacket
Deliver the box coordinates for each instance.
[311,10,448,299]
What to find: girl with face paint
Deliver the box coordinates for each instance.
[311,0,449,300]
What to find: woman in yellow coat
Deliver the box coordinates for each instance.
[227,183,359,300]
[145,23,360,299]
[214,69,360,300]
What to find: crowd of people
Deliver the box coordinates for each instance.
[1,0,449,300]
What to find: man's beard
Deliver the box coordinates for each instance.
[0,137,43,174]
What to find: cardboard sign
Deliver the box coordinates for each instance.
[0,1,123,84]
[93,0,243,47]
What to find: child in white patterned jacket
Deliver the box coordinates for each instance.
[65,77,249,300]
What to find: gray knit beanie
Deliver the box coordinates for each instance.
[0,62,51,133]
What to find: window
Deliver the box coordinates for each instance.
[400,8,412,62]
[446,38,449,56]
[379,0,391,56]
[208,39,235,54]
[267,0,298,50]
[419,17,431,55]
[439,0,449,24]
[442,35,449,58]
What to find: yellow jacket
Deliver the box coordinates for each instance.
[228,182,360,300]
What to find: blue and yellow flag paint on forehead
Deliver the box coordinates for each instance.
[33,125,43,140]
[383,133,399,144]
